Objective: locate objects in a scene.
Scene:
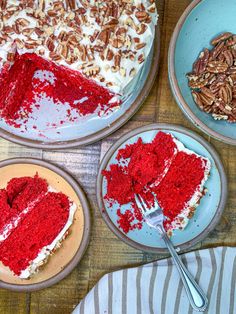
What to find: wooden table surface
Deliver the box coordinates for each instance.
[0,1,235,313]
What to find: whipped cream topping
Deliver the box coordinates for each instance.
[0,0,158,94]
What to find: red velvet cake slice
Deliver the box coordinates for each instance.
[103,132,211,235]
[0,53,119,126]
[0,174,76,278]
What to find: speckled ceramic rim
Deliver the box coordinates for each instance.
[0,158,91,292]
[96,123,228,253]
[168,0,236,146]
[0,25,160,150]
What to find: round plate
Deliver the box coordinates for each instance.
[168,0,236,145]
[0,25,160,149]
[0,158,90,291]
[96,124,227,253]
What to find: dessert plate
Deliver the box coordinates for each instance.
[0,158,90,291]
[0,26,160,149]
[96,124,227,253]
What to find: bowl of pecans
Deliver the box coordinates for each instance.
[168,0,236,145]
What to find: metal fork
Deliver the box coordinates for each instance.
[135,193,208,312]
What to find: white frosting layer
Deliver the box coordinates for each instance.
[0,0,158,95]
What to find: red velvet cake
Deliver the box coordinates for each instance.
[103,132,211,235]
[0,174,76,278]
[0,53,118,126]
[0,0,158,127]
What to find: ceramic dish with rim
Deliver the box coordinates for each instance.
[168,0,236,145]
[0,158,90,292]
[96,124,227,253]
[0,24,160,149]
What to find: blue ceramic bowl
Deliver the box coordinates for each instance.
[168,0,236,145]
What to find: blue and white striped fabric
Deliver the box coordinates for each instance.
[73,247,236,314]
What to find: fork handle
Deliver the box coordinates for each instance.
[156,225,208,312]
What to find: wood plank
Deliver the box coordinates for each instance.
[0,291,28,314]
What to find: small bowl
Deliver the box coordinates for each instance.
[168,0,236,145]
[96,124,227,253]
[0,158,90,291]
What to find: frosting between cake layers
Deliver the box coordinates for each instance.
[0,0,158,94]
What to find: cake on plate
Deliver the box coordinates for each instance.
[103,131,211,235]
[0,0,158,126]
[0,174,76,278]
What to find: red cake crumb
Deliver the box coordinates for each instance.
[0,53,119,127]
[117,203,143,234]
[103,131,209,234]
[103,164,133,205]
[0,174,73,277]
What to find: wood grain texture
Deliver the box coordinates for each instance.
[0,0,235,313]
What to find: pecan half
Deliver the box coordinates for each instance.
[206,61,228,73]
[211,32,232,46]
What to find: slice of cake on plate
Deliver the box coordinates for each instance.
[0,174,76,278]
[103,132,211,235]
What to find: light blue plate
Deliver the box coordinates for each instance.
[168,0,236,145]
[97,124,227,253]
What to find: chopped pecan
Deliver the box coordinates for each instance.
[97,30,109,45]
[135,11,149,22]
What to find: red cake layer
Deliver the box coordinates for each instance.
[0,53,119,127]
[103,132,209,233]
[153,151,207,224]
[0,175,71,276]
[0,175,47,232]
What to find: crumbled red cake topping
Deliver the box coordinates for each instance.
[0,53,119,128]
[0,174,72,276]
[102,132,208,234]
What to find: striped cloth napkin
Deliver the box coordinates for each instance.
[73,247,236,314]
